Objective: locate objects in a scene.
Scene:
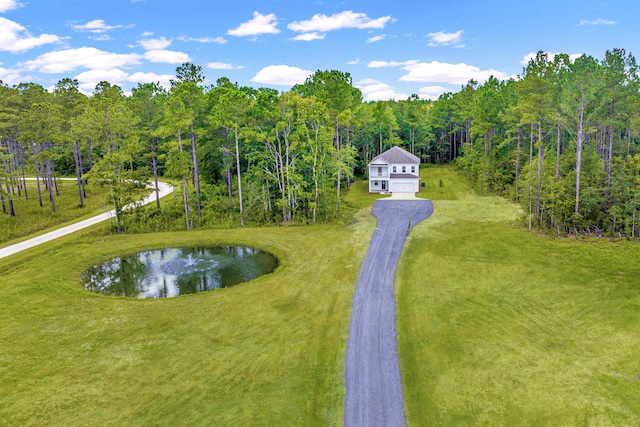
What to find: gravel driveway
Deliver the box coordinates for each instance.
[344,198,434,426]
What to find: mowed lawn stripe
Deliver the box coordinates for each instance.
[397,167,640,425]
[0,214,375,426]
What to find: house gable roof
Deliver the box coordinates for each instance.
[368,146,420,166]
[369,158,388,165]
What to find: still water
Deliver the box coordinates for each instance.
[82,247,278,298]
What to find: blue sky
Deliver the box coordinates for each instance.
[0,0,637,100]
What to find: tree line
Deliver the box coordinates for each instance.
[0,65,438,231]
[2,48,639,237]
[432,48,640,238]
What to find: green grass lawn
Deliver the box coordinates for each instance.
[417,164,465,201]
[2,166,640,426]
[0,211,376,426]
[342,178,389,209]
[0,180,109,246]
[397,167,640,425]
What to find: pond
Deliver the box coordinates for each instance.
[82,246,278,298]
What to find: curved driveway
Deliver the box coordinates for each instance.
[344,197,433,427]
[0,182,174,260]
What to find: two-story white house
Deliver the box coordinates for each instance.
[368,146,420,193]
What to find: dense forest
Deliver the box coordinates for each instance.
[2,48,640,237]
[0,65,434,231]
[448,49,640,237]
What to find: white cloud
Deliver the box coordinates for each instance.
[519,52,538,65]
[23,47,142,73]
[348,58,360,65]
[519,51,583,65]
[128,71,173,88]
[356,78,407,101]
[368,59,419,68]
[90,34,112,41]
[358,78,380,85]
[399,61,509,85]
[143,49,190,64]
[418,85,450,100]
[0,65,27,85]
[75,68,129,90]
[0,0,22,13]
[0,17,61,52]
[367,35,385,43]
[177,35,227,44]
[579,18,616,26]
[138,36,171,50]
[251,65,312,86]
[292,32,325,41]
[227,11,280,37]
[71,19,128,33]
[288,10,392,33]
[427,30,464,47]
[207,62,234,69]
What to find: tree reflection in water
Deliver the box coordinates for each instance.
[82,247,278,298]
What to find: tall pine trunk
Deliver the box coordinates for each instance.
[606,102,615,203]
[0,188,6,214]
[234,128,244,226]
[33,145,43,208]
[536,124,543,218]
[178,129,190,230]
[515,126,521,201]
[17,142,27,200]
[191,129,201,218]
[1,160,15,217]
[152,139,161,213]
[73,141,84,208]
[335,119,341,218]
[575,104,585,215]
[45,154,55,214]
[555,119,561,182]
[529,123,534,165]
[52,156,59,196]
[223,129,233,212]
[275,132,287,221]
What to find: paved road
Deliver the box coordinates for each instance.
[0,182,174,260]
[344,198,434,427]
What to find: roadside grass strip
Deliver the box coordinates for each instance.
[397,168,640,425]
[0,181,109,247]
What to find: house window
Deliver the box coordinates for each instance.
[377,167,382,177]
[393,166,397,173]
[411,166,415,173]
[374,180,378,186]
[402,166,406,173]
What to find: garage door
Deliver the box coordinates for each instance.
[391,181,417,193]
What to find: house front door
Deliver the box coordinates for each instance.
[382,181,387,190]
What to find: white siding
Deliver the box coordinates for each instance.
[369,179,389,192]
[393,164,418,177]
[369,165,389,178]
